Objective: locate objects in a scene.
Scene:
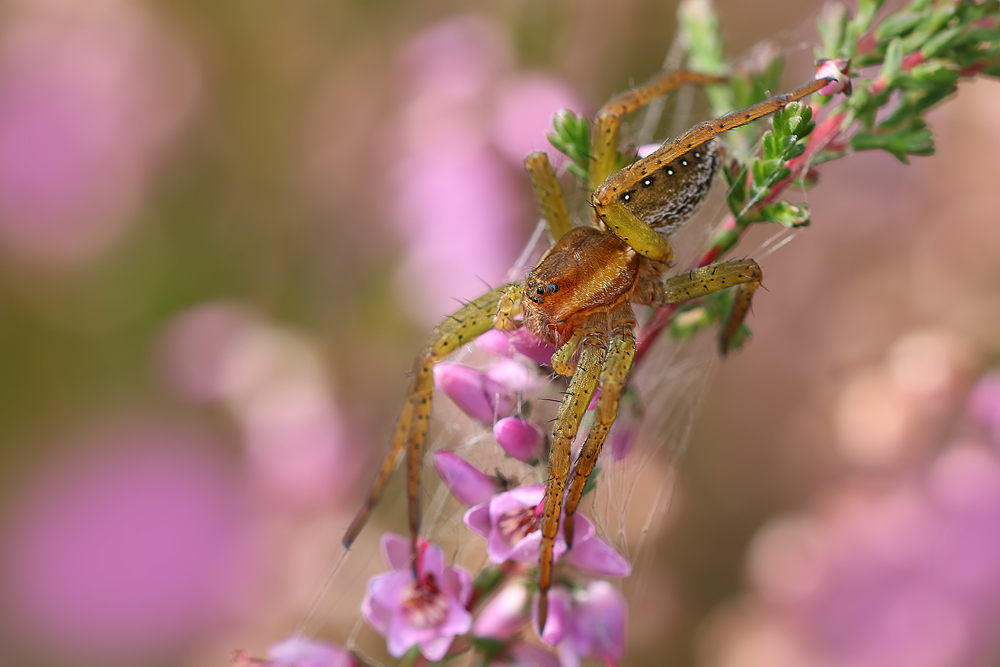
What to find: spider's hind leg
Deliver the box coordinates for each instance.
[647,258,763,354]
[342,282,522,564]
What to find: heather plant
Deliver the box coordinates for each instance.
[242,0,1000,664]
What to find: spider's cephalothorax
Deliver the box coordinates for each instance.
[344,66,842,633]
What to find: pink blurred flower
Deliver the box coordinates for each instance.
[492,73,584,168]
[535,580,627,666]
[433,450,501,505]
[0,420,244,663]
[266,636,358,667]
[159,302,364,508]
[388,17,582,324]
[0,0,199,266]
[494,416,543,462]
[969,371,1000,448]
[362,533,473,661]
[433,362,517,425]
[724,442,1000,667]
[464,484,630,577]
[234,636,358,667]
[473,582,531,641]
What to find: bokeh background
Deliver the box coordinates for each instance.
[0,0,998,666]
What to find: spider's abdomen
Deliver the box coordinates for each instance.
[598,140,718,236]
[521,226,639,346]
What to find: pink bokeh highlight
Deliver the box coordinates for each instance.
[387,16,583,324]
[159,301,365,509]
[0,0,200,266]
[0,420,245,664]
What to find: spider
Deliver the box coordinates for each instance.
[344,65,843,631]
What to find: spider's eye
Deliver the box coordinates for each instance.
[546,283,559,294]
[536,286,545,296]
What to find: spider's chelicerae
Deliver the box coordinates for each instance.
[345,65,846,630]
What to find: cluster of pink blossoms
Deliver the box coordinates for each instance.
[236,322,634,667]
[354,325,633,664]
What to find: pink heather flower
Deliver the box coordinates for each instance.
[721,442,1000,667]
[263,636,358,667]
[489,642,561,667]
[433,362,516,425]
[362,533,473,661]
[535,581,627,665]
[160,302,364,508]
[968,371,1000,448]
[0,420,244,664]
[464,484,630,577]
[494,416,543,462]
[477,328,517,357]
[434,450,501,505]
[389,17,521,324]
[508,328,558,367]
[487,358,543,394]
[473,581,531,640]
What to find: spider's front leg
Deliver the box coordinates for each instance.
[592,76,836,260]
[343,283,521,565]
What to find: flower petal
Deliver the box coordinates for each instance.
[420,541,446,581]
[568,580,627,661]
[434,451,499,505]
[464,503,492,538]
[562,537,631,577]
[434,363,495,424]
[476,328,514,357]
[268,636,357,667]
[381,533,411,571]
[509,329,557,366]
[474,582,530,640]
[418,634,455,662]
[535,586,572,645]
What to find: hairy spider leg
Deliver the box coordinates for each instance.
[342,283,520,568]
[524,152,573,242]
[536,260,764,631]
[537,337,606,631]
[561,324,636,549]
[586,70,729,263]
[652,258,764,353]
[535,76,834,632]
[593,76,835,262]
[560,259,762,544]
[589,70,728,191]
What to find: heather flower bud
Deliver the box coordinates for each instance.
[433,362,516,425]
[433,451,501,505]
[815,58,852,96]
[494,417,543,462]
